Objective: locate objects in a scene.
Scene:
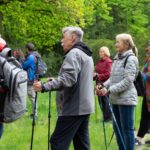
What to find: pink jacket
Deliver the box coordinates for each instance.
[95,57,112,83]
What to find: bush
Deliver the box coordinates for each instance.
[42,39,116,75]
[134,36,149,67]
[42,51,63,76]
[85,38,149,68]
[84,39,115,64]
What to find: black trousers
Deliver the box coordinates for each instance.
[98,96,111,121]
[50,115,90,150]
[0,92,6,138]
[137,95,150,137]
[0,92,6,121]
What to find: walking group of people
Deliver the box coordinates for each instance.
[0,41,39,138]
[0,26,150,150]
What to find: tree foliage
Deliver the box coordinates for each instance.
[85,0,150,65]
[86,0,150,39]
[0,0,108,51]
[0,0,149,74]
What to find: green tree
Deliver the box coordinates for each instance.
[85,0,150,65]
[0,0,109,74]
[0,0,108,51]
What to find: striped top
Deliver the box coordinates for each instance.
[143,56,150,111]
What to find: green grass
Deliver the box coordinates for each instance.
[0,92,149,150]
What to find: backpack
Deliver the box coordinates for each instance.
[0,56,27,123]
[33,52,48,78]
[124,54,145,97]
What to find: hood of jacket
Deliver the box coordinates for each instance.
[67,41,92,56]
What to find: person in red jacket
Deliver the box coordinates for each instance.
[94,46,112,122]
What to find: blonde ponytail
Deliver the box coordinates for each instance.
[132,46,138,57]
[116,33,138,57]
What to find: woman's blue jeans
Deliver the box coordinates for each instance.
[112,105,135,150]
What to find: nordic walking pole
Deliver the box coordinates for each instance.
[48,91,51,150]
[102,119,108,150]
[106,96,126,150]
[100,102,108,150]
[95,95,98,122]
[108,131,114,148]
[97,82,126,150]
[30,91,38,150]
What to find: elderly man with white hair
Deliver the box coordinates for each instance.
[34,26,94,150]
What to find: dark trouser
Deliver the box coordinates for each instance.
[137,95,150,137]
[112,105,135,150]
[50,115,90,150]
[0,123,3,139]
[0,92,6,139]
[98,96,111,121]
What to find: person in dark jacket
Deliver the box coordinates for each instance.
[135,45,150,146]
[94,46,112,122]
[33,26,94,150]
[21,43,37,118]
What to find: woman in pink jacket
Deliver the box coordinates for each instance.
[94,46,112,122]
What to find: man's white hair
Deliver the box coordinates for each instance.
[62,26,84,41]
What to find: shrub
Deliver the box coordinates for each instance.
[84,39,115,64]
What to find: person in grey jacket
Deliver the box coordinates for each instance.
[96,33,138,150]
[33,26,94,150]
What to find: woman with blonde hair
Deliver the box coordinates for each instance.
[96,33,138,150]
[94,46,112,122]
